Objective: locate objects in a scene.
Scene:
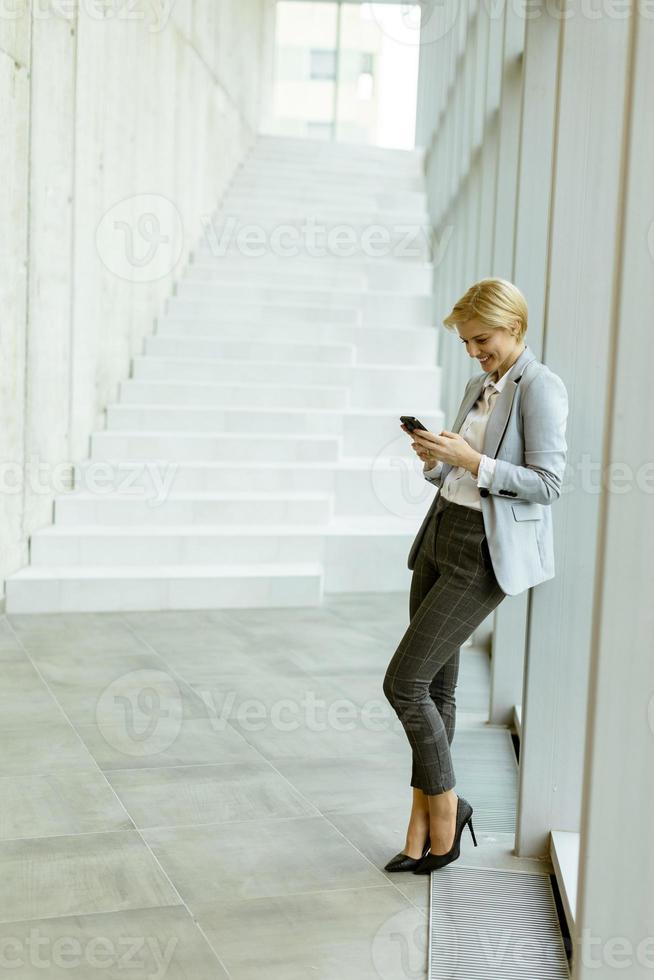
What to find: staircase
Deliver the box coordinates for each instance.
[6,135,443,612]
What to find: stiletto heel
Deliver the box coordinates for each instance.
[467,817,477,846]
[412,795,476,874]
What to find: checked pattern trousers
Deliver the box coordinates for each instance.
[383,492,507,795]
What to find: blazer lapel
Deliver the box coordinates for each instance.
[452,379,485,434]
[440,346,538,482]
[482,346,537,457]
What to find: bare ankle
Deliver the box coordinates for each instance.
[427,789,458,817]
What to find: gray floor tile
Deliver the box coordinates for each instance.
[188,670,352,716]
[0,629,28,662]
[6,614,136,645]
[326,804,426,872]
[0,597,525,979]
[0,662,66,726]
[75,716,262,771]
[195,886,427,980]
[107,761,317,829]
[275,754,411,816]
[391,876,431,912]
[324,591,410,639]
[131,624,252,658]
[32,650,212,725]
[122,608,251,634]
[0,905,229,978]
[22,634,155,657]
[435,831,553,874]
[143,815,387,904]
[0,771,133,840]
[227,605,347,633]
[312,670,390,709]
[144,643,304,687]
[0,719,96,777]
[0,830,179,923]
[283,629,392,677]
[230,710,410,763]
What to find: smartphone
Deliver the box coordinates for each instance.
[400,415,428,433]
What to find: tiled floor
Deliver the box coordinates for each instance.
[0,595,545,979]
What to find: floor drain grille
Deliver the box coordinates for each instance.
[429,865,570,978]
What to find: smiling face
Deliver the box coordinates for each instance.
[456,317,524,379]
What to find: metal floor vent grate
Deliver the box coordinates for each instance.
[451,728,518,834]
[428,865,570,979]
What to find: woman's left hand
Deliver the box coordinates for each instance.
[412,429,481,475]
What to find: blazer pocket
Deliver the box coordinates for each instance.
[511,501,543,521]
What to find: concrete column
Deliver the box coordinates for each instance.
[489,0,561,725]
[574,7,653,975]
[516,0,632,857]
[491,0,526,276]
[0,17,31,575]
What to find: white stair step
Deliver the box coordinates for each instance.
[54,491,334,527]
[5,562,325,613]
[223,186,427,213]
[91,431,342,463]
[196,231,433,266]
[28,518,418,568]
[165,297,361,326]
[185,257,434,293]
[148,327,436,366]
[173,279,431,305]
[129,357,441,407]
[183,265,365,290]
[239,156,421,176]
[104,405,442,458]
[164,299,429,329]
[72,459,437,522]
[238,159,423,183]
[171,283,433,321]
[208,209,430,229]
[253,133,423,163]
[253,134,423,160]
[143,335,356,365]
[119,380,350,409]
[216,199,429,224]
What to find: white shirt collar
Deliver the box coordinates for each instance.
[483,346,527,393]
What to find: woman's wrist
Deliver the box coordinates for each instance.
[467,450,482,477]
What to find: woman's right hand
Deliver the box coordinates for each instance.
[400,424,442,469]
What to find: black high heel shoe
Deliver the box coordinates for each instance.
[384,834,431,872]
[412,795,477,874]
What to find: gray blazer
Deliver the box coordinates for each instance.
[407,345,569,596]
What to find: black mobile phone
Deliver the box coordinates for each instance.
[400,416,428,433]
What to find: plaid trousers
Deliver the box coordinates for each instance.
[383,492,507,795]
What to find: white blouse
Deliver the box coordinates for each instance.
[423,367,512,512]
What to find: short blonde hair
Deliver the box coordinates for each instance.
[442,278,528,342]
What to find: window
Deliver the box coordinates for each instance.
[268,2,419,148]
[310,49,337,80]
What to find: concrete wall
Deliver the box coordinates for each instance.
[416,8,654,964]
[0,0,268,595]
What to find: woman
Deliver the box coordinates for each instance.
[382,278,568,875]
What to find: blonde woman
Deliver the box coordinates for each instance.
[383,278,568,874]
